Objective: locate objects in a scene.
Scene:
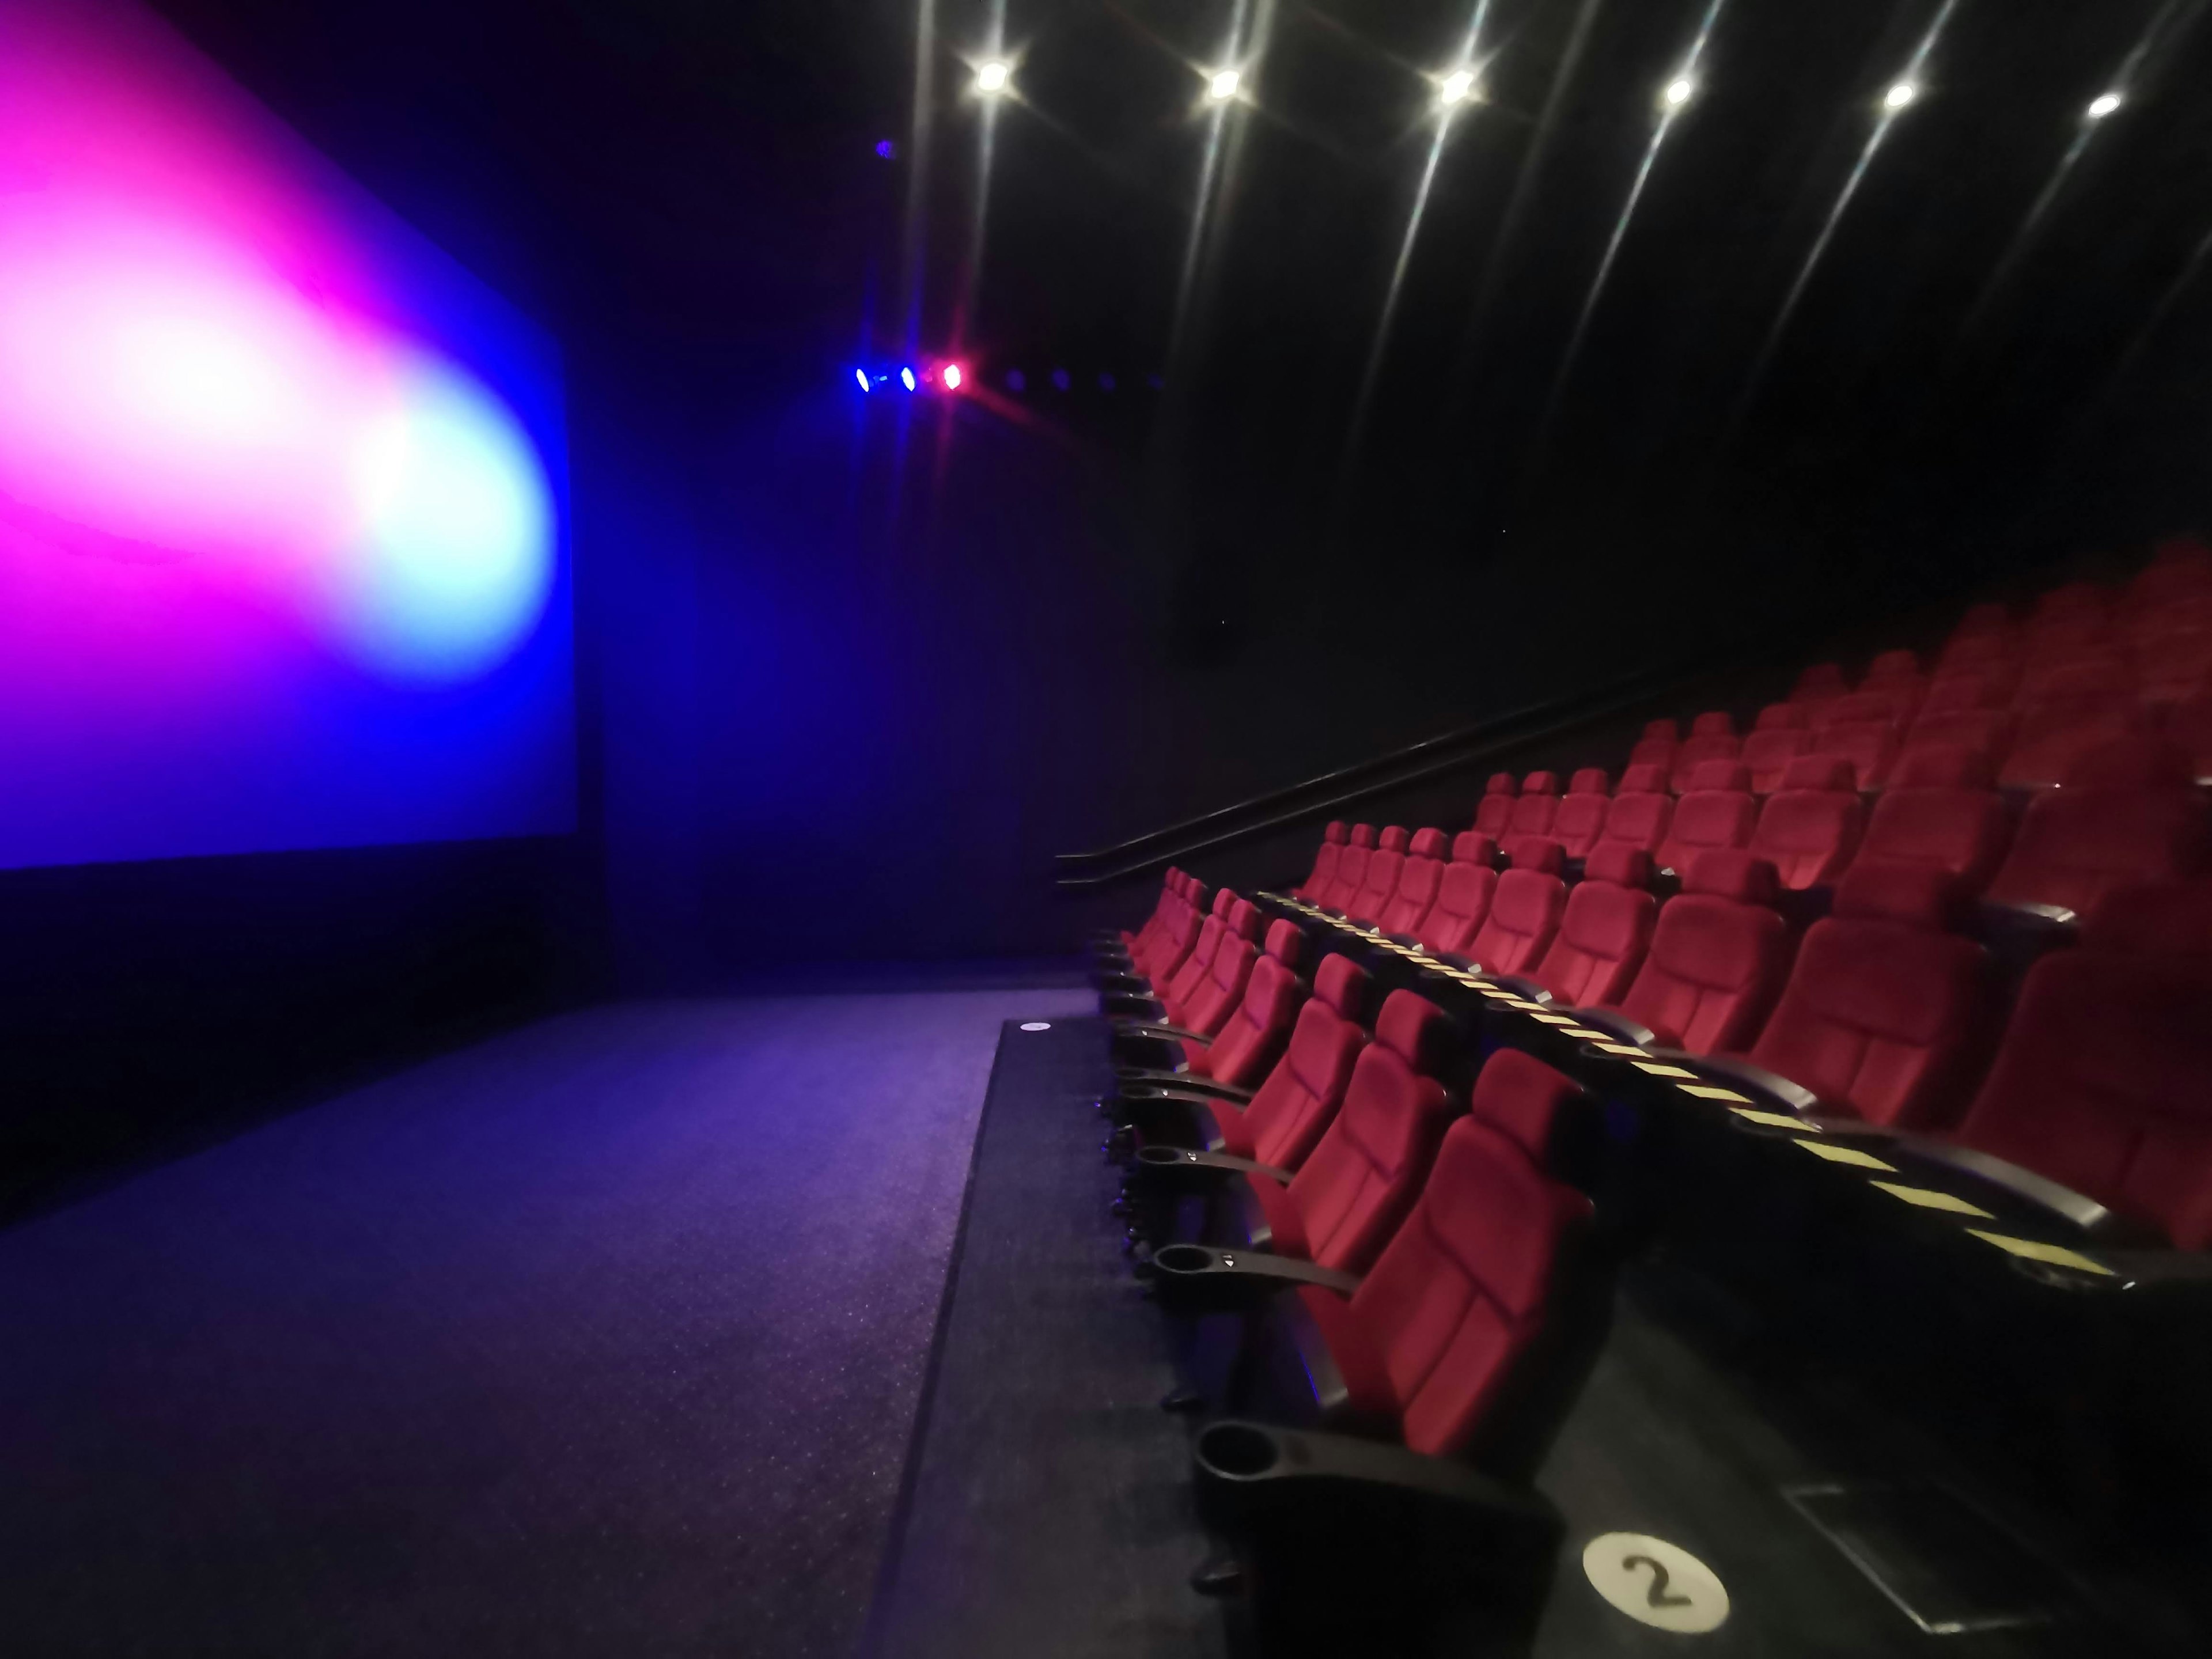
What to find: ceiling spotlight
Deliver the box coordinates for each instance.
[1439,69,1478,107]
[975,59,1010,94]
[941,362,964,391]
[1207,68,1241,101]
[854,367,872,392]
[1883,80,1920,111]
[2087,90,2123,120]
[899,366,917,392]
[1662,77,1695,109]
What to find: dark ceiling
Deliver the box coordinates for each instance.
[149,0,2212,584]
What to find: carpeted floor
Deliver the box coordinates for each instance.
[0,982,1090,1658]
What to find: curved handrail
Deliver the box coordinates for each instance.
[1053,652,1737,881]
[1054,654,1752,889]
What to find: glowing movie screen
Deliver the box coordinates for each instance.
[0,0,575,869]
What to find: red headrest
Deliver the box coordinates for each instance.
[1920,673,2005,715]
[1483,772,1517,796]
[1754,702,1806,732]
[1642,718,1679,741]
[1187,881,1210,910]
[1569,767,1610,794]
[1584,843,1651,888]
[1165,869,1185,894]
[2062,736,2191,791]
[1408,827,1448,859]
[1350,823,1377,848]
[1953,601,2011,637]
[1825,692,1901,725]
[1682,850,1779,906]
[1313,952,1370,1019]
[1833,862,1957,929]
[1793,662,1846,693]
[1468,1048,1583,1164]
[1323,821,1349,845]
[1377,825,1410,853]
[2084,879,2212,955]
[1375,990,1452,1077]
[1865,649,1920,682]
[1451,830,1498,865]
[2035,581,2105,618]
[1509,837,1566,874]
[1521,771,1560,796]
[1690,710,1735,737]
[1778,754,1855,793]
[1212,887,1237,918]
[1264,918,1305,965]
[1229,898,1262,940]
[1892,744,1994,789]
[2029,658,2130,702]
[1618,763,1670,794]
[1685,760,1751,793]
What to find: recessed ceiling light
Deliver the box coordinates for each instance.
[2087,90,2123,119]
[974,59,1010,94]
[1208,68,1241,101]
[1440,69,1478,107]
[1662,77,1695,109]
[1883,80,1920,111]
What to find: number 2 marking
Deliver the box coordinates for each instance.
[1623,1553,1695,1608]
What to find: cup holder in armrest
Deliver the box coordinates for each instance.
[1136,1146,1204,1169]
[1151,1243,1219,1274]
[1196,1421,1282,1480]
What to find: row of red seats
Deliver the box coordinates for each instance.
[1308,735,2206,917]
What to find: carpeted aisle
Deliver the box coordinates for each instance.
[0,981,1089,1659]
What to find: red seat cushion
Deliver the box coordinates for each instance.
[1376,828,1449,935]
[1469,860,1565,976]
[1747,755,1865,890]
[1654,762,1755,877]
[1347,826,1412,923]
[1191,923,1306,1084]
[1529,846,1655,1006]
[1474,774,1517,839]
[1606,851,1787,1053]
[1850,744,2010,893]
[1554,768,1612,859]
[1210,953,1370,1165]
[1984,738,2208,917]
[1595,767,1673,857]
[1420,856,1497,955]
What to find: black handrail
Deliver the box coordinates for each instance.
[1054,649,1763,889]
[1053,650,1748,881]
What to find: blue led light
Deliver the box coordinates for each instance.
[854,367,872,392]
[899,366,917,392]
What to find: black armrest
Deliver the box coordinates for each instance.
[1877,1137,2153,1243]
[1484,975,1551,1002]
[1113,1069,1252,1102]
[1111,1021,1213,1046]
[1092,970,1150,994]
[1980,899,2078,929]
[1145,1241,1357,1314]
[1688,1054,1832,1117]
[1129,1145,1291,1188]
[1100,993,1165,1020]
[2105,1249,2212,1294]
[1569,1007,1660,1047]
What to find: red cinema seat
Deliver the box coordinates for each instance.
[1642,718,1680,743]
[2164,687,2212,783]
[1528,845,1657,1006]
[1810,692,1903,789]
[1291,822,1349,903]
[1318,824,1378,912]
[1627,719,1679,774]
[1181,920,1309,1084]
[2030,581,2108,628]
[1594,763,1675,858]
[2001,660,2143,788]
[1173,899,1268,1050]
[1743,704,1813,795]
[1107,868,1182,958]
[1474,774,1517,840]
[1600,851,1789,1054]
[1947,880,2212,1248]
[1238,991,1457,1274]
[1790,662,1850,708]
[1851,745,2010,895]
[1671,713,1741,794]
[1748,755,1865,891]
[1904,672,2013,764]
[1467,840,1567,976]
[1418,834,1499,955]
[1506,772,1560,840]
[1156,892,1254,1024]
[1984,738,2209,919]
[1286,1051,1593,1457]
[1188,953,1372,1167]
[1725,863,1988,1130]
[1654,761,1756,878]
[1376,829,1449,937]
[1863,649,1921,687]
[1127,880,1210,988]
[1937,631,2017,682]
[1347,826,1412,925]
[2133,624,2212,709]
[1553,768,1612,859]
[1950,601,2012,641]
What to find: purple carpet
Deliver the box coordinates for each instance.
[0,980,1092,1657]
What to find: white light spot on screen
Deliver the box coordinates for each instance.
[1019,1021,1052,1032]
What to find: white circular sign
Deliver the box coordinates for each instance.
[1018,1021,1052,1032]
[1581,1533,1729,1633]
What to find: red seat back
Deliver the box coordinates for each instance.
[1852,745,2010,893]
[1320,824,1378,911]
[1469,840,1567,975]
[1506,772,1560,839]
[1741,725,1813,794]
[1554,767,1612,859]
[1321,1055,1590,1457]
[1595,763,1674,857]
[1192,921,1308,1085]
[1812,712,1899,790]
[1956,880,2212,1248]
[1654,761,1756,877]
[1530,845,1656,1006]
[1294,821,1349,901]
[1984,738,2209,917]
[1420,836,1498,955]
[1671,715,1741,793]
[1242,954,1372,1171]
[2001,661,2143,787]
[1607,851,1789,1054]
[1744,865,1988,1129]
[1474,774,1517,839]
[1283,991,1456,1272]
[1747,755,1865,890]
[1349,825,1412,923]
[1377,828,1449,936]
